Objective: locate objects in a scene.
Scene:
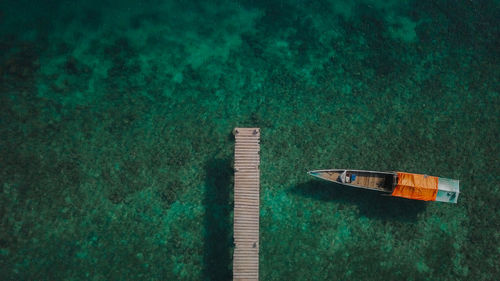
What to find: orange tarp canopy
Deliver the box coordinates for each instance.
[391,172,438,201]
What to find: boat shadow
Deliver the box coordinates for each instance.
[290,180,426,222]
[203,158,233,280]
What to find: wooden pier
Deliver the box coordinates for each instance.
[233,128,260,281]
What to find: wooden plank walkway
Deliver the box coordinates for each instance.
[233,128,260,281]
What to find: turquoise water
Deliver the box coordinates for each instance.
[0,0,498,280]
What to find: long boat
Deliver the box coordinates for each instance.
[308,169,459,203]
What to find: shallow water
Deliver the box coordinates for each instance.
[0,0,498,280]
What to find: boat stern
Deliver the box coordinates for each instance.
[436,177,460,203]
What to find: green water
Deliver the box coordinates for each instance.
[0,0,498,280]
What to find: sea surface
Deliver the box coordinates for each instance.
[0,0,499,280]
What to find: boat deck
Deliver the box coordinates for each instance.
[233,128,260,281]
[315,170,395,192]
